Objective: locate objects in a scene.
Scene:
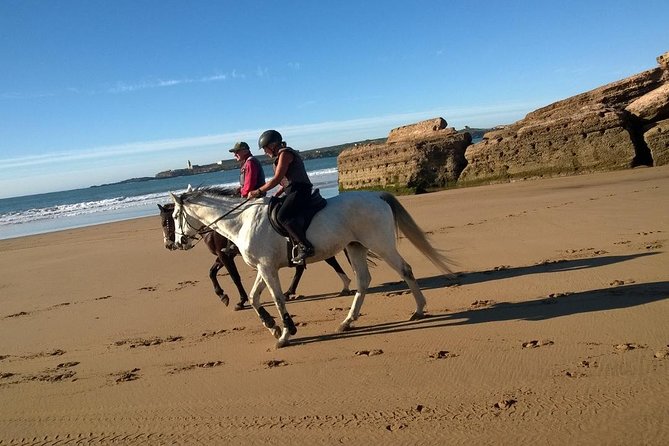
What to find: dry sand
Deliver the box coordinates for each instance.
[0,167,668,445]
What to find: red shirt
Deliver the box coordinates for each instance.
[240,156,263,197]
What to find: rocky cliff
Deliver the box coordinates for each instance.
[337,118,471,193]
[459,51,669,185]
[337,51,669,193]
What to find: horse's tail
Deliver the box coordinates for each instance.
[379,192,452,275]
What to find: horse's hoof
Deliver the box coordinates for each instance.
[338,289,354,297]
[234,302,245,311]
[220,295,230,306]
[337,323,351,333]
[271,326,282,339]
[410,312,424,321]
[276,338,290,348]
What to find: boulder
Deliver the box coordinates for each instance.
[644,118,669,166]
[338,120,470,193]
[625,83,669,122]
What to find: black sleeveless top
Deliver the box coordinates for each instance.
[274,147,311,187]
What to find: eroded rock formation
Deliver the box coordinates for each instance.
[459,51,669,185]
[338,118,470,193]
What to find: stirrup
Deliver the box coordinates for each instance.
[291,244,314,265]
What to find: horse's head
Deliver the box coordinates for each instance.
[157,203,177,250]
[169,191,203,251]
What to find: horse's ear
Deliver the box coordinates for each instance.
[158,204,165,211]
[187,184,193,192]
[169,192,181,205]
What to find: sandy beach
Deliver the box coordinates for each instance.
[1,166,667,445]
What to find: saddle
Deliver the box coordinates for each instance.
[268,189,327,263]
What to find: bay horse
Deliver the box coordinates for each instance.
[159,203,352,310]
[170,186,451,348]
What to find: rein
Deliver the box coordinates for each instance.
[177,197,251,245]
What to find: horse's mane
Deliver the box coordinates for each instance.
[181,186,241,202]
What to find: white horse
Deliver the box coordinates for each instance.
[170,186,451,348]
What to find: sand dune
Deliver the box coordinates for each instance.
[1,167,667,444]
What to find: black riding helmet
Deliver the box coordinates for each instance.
[258,129,282,149]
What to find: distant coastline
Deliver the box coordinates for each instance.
[92,128,489,188]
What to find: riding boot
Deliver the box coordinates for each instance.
[282,222,315,264]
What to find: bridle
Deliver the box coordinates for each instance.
[173,196,251,247]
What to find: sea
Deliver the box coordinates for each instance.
[0,157,339,241]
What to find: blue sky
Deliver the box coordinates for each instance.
[1,1,668,199]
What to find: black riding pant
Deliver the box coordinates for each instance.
[277,183,312,246]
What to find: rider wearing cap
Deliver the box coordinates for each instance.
[229,141,265,198]
[248,130,315,264]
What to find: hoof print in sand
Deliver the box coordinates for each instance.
[522,340,554,349]
[654,347,669,359]
[385,290,410,297]
[170,361,224,374]
[115,335,184,348]
[1,372,16,380]
[615,343,646,352]
[95,295,111,301]
[201,329,227,338]
[355,349,384,357]
[609,279,635,286]
[264,359,287,368]
[493,399,517,410]
[171,280,198,292]
[138,286,157,292]
[386,423,408,432]
[114,368,141,383]
[6,311,30,319]
[471,300,496,308]
[429,350,457,359]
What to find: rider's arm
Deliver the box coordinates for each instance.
[257,151,293,194]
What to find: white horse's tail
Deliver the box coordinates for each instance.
[379,192,452,275]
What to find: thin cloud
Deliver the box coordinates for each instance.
[107,72,232,93]
[0,102,538,171]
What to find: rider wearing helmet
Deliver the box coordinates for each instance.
[248,130,315,264]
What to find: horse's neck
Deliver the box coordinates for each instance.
[188,200,253,243]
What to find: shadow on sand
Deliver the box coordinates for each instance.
[289,252,666,346]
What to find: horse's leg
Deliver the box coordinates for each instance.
[324,256,352,296]
[284,265,304,300]
[374,246,426,321]
[218,252,249,311]
[247,271,281,339]
[209,259,229,306]
[338,244,371,332]
[257,265,296,348]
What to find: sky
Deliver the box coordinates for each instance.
[1,1,668,199]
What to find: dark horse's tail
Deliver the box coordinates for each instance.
[379,192,452,275]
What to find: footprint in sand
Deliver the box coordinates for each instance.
[0,372,16,380]
[23,349,65,359]
[0,355,9,361]
[139,286,157,292]
[114,368,140,383]
[522,340,554,349]
[94,295,112,301]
